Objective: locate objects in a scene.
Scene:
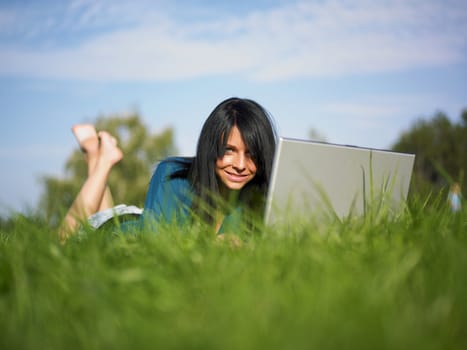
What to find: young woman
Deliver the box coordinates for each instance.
[59,97,277,241]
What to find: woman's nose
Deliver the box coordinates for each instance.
[232,154,246,171]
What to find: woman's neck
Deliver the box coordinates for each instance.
[215,183,241,234]
[219,184,240,205]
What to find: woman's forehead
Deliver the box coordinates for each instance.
[224,126,246,144]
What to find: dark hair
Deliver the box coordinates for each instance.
[184,97,277,224]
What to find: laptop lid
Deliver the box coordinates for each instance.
[264,137,415,226]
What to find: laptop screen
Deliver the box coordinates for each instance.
[264,137,415,226]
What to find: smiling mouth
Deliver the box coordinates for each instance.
[224,170,250,182]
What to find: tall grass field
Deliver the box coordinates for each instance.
[1,198,466,350]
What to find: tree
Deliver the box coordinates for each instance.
[39,112,178,228]
[391,109,467,197]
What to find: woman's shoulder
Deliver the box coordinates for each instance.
[143,156,194,219]
[155,156,193,175]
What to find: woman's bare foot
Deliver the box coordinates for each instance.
[98,131,123,166]
[72,124,99,155]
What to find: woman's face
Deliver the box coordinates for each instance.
[216,125,257,191]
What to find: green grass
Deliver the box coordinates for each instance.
[1,200,466,350]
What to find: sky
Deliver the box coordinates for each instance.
[1,0,466,216]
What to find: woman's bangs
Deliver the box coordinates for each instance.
[237,119,262,168]
[216,123,233,158]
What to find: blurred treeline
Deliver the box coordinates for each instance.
[391,109,467,199]
[1,108,466,228]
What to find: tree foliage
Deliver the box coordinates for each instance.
[39,113,178,228]
[391,109,467,197]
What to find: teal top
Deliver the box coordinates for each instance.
[125,157,242,234]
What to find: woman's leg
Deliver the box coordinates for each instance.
[72,124,115,211]
[59,130,123,241]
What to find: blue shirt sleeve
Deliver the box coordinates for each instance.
[141,157,193,227]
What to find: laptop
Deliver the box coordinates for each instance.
[264,137,415,226]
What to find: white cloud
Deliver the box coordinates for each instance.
[0,0,466,81]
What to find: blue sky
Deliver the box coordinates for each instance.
[1,0,466,216]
